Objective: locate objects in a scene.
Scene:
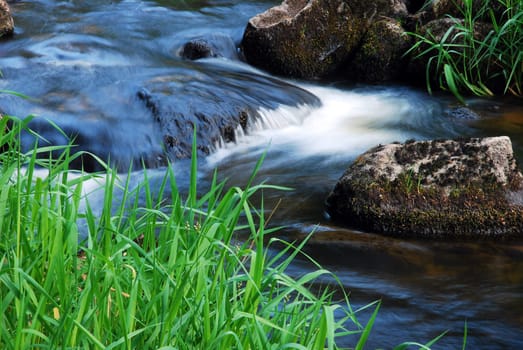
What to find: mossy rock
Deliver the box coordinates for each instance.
[240,0,409,79]
[405,17,493,87]
[326,137,523,239]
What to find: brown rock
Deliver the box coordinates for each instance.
[241,0,410,79]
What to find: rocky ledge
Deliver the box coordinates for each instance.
[326,136,523,239]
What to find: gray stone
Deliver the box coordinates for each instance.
[406,17,492,86]
[326,137,523,239]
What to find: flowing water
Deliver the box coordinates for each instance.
[1,0,522,348]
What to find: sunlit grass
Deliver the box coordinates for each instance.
[0,115,374,349]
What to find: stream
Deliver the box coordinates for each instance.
[1,1,522,348]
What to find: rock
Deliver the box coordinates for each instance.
[345,18,413,82]
[241,0,409,79]
[240,0,515,90]
[0,0,14,38]
[180,39,215,60]
[136,64,320,161]
[178,33,238,60]
[421,17,492,42]
[445,106,481,120]
[2,60,319,172]
[432,0,468,18]
[326,137,523,239]
[21,116,167,172]
[419,17,462,41]
[136,88,254,159]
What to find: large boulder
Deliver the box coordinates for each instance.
[0,0,14,38]
[326,137,523,239]
[241,0,409,79]
[241,0,517,90]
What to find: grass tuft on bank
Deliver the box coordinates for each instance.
[0,115,384,349]
[408,0,523,101]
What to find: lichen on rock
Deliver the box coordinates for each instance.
[326,137,523,239]
[239,0,430,81]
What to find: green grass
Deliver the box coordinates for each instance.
[407,0,523,102]
[0,115,455,349]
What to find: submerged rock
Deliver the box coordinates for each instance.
[326,137,523,239]
[136,64,320,162]
[3,60,319,172]
[136,88,254,159]
[445,106,481,120]
[178,33,238,60]
[0,0,14,38]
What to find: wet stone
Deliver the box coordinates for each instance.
[445,106,481,120]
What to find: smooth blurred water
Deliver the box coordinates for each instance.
[1,1,523,348]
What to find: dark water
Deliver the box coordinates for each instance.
[1,1,523,348]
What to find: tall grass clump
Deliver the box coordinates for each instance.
[407,0,523,102]
[0,115,389,349]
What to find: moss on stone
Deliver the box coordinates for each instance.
[346,18,413,82]
[326,137,523,239]
[331,174,523,239]
[241,0,388,79]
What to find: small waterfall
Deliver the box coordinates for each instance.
[208,103,316,164]
[207,84,447,165]
[252,104,313,130]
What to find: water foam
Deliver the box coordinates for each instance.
[208,85,425,165]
